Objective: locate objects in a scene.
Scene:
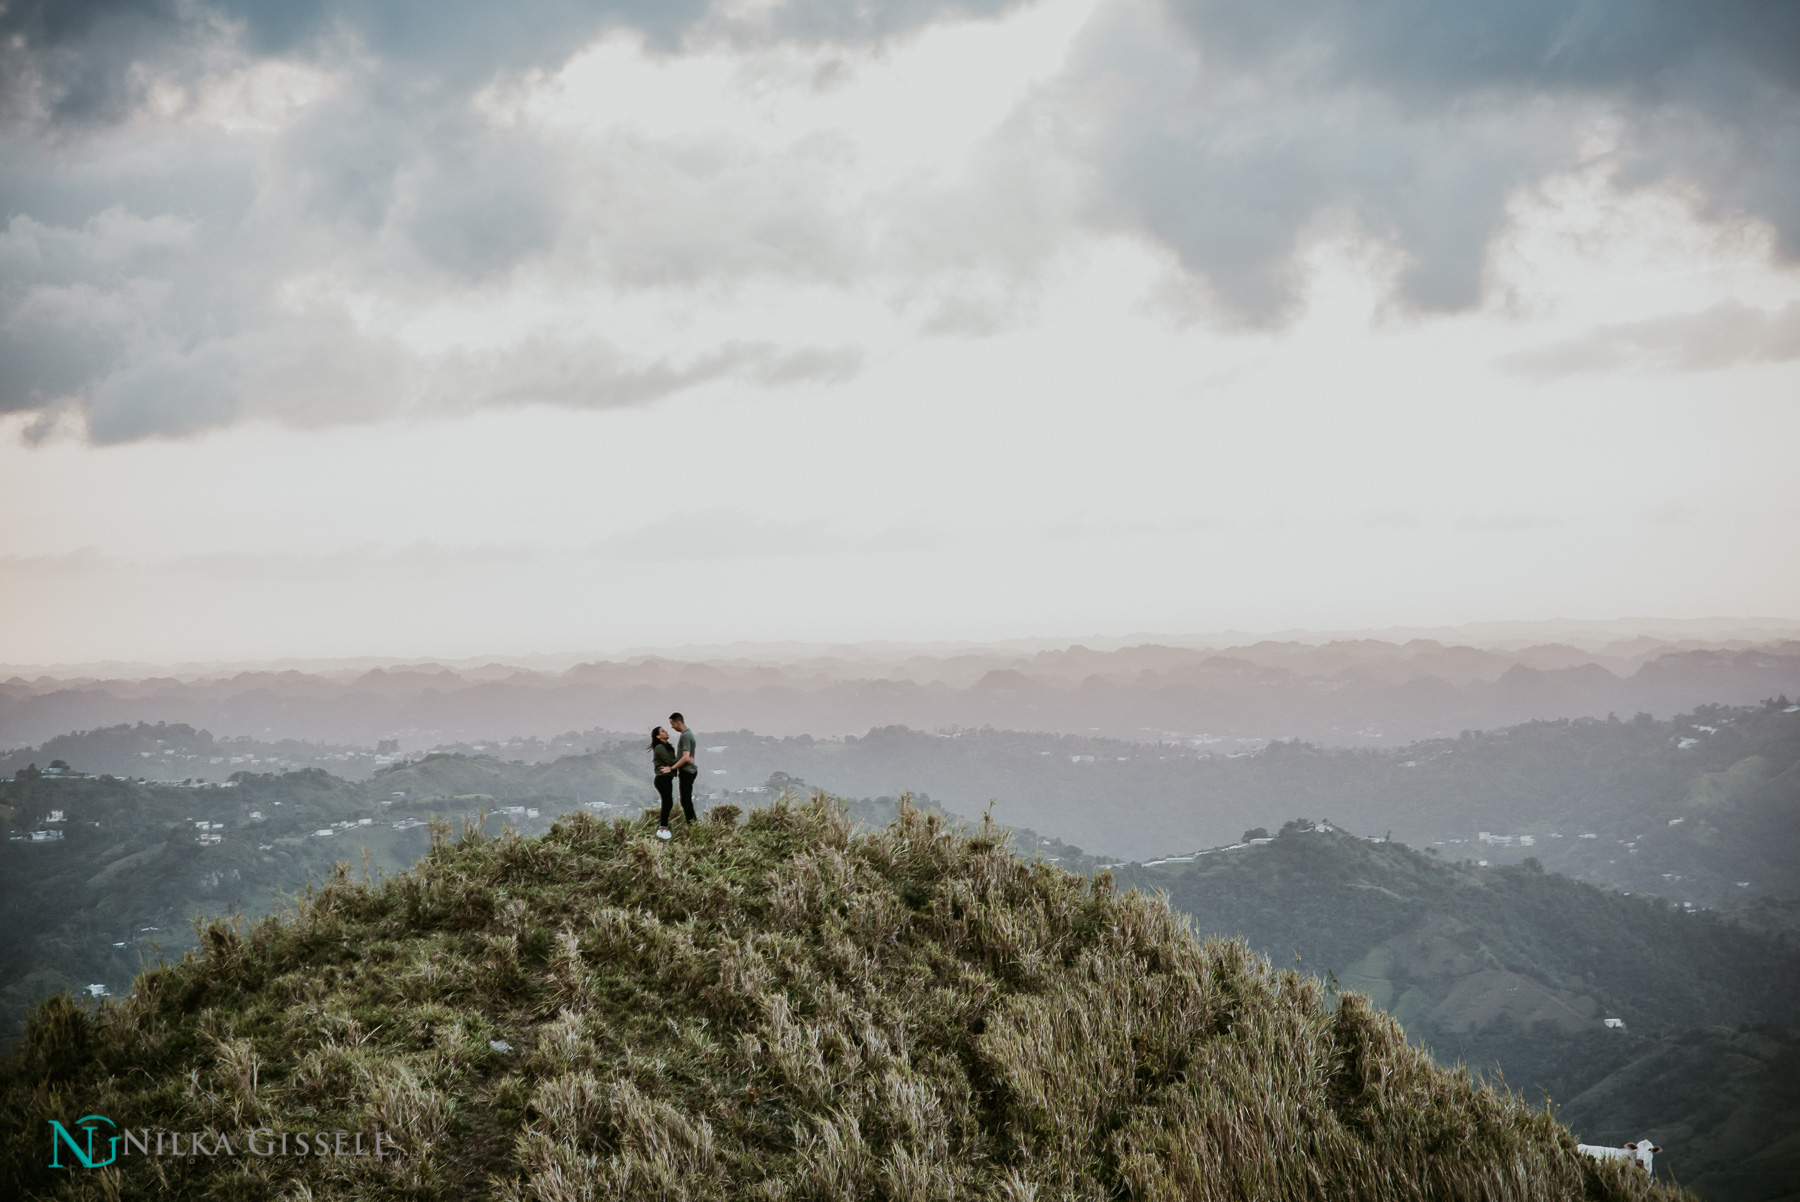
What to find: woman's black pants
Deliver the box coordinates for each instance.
[655,774,695,826]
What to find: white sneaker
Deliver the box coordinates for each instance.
[656,827,672,841]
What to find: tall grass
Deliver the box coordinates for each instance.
[1,796,1687,1200]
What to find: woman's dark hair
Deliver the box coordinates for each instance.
[648,726,667,750]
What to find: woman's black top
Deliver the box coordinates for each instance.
[651,740,679,777]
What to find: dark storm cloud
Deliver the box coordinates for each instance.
[1067,0,1800,320]
[271,79,567,279]
[3,0,1797,442]
[0,0,1016,441]
[1160,0,1800,99]
[0,0,1030,127]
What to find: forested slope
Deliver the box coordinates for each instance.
[1117,827,1800,1199]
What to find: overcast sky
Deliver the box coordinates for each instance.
[3,0,1798,665]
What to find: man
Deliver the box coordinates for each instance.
[668,712,699,829]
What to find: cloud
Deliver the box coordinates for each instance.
[1500,300,1800,379]
[1457,512,1562,533]
[0,517,935,588]
[0,0,1013,442]
[1046,0,1800,321]
[0,0,1033,130]
[3,0,1799,443]
[599,510,829,561]
[597,509,938,561]
[435,339,863,414]
[0,548,110,578]
[1639,500,1698,527]
[0,542,551,584]
[0,93,867,441]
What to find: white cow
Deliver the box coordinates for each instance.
[1578,1139,1661,1175]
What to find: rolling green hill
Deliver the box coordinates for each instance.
[0,800,1682,1201]
[0,766,544,1045]
[1114,826,1800,1200]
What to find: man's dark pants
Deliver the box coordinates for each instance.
[677,771,698,822]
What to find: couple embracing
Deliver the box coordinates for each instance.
[649,712,697,840]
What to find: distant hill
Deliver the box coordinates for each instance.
[369,749,647,808]
[1121,824,1799,1036]
[0,721,390,782]
[4,634,1798,750]
[0,766,568,1045]
[1557,1026,1800,1202]
[0,800,1682,1201]
[589,702,1800,893]
[1114,826,1800,1200]
[9,700,1800,891]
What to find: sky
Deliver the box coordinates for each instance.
[2,0,1798,665]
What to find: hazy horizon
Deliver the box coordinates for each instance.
[6,614,1800,682]
[7,619,1798,757]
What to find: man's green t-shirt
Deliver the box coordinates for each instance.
[677,729,698,776]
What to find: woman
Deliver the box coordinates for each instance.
[650,726,680,840]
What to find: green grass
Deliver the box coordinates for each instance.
[1,797,1687,1200]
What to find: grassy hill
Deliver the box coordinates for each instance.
[0,758,1091,1049]
[0,766,557,1045]
[1116,826,1800,1199]
[0,798,1681,1201]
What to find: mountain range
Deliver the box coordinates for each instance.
[5,632,1799,752]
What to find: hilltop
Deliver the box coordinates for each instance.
[1,800,1681,1201]
[0,759,1084,1045]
